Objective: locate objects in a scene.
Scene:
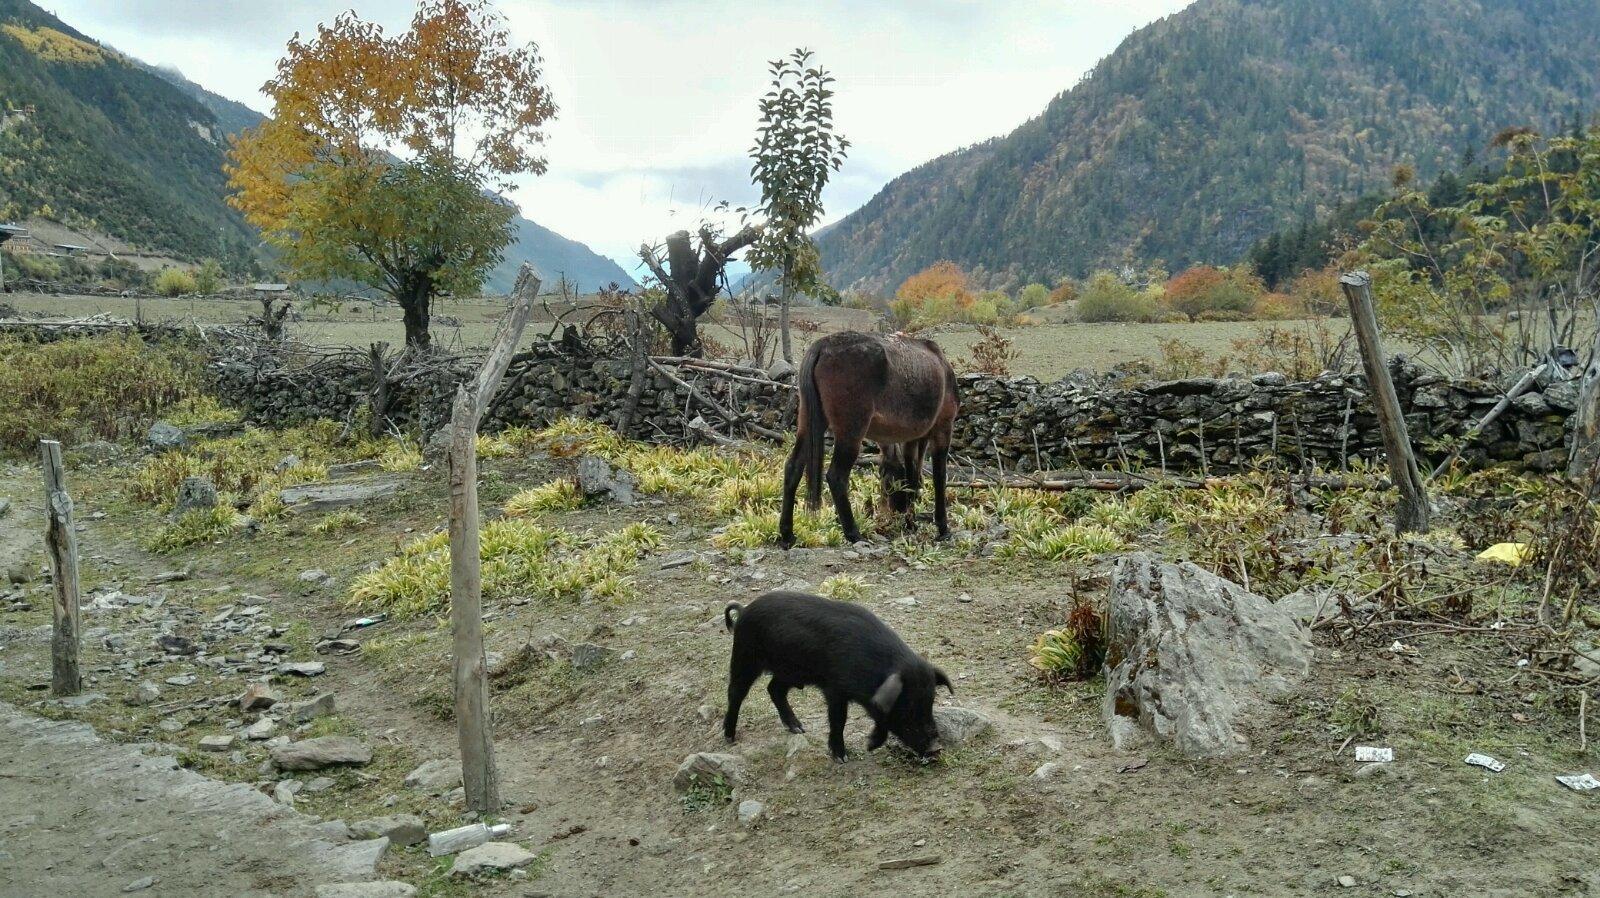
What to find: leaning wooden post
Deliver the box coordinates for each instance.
[449,264,541,815]
[40,440,82,696]
[1340,271,1430,533]
[1567,326,1600,479]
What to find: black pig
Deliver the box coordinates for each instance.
[722,590,953,762]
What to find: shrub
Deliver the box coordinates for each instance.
[1028,599,1106,681]
[193,259,225,294]
[1251,293,1308,321]
[1285,268,1346,316]
[0,334,200,453]
[1047,280,1078,305]
[504,480,584,517]
[1163,266,1263,320]
[1018,283,1051,309]
[153,267,198,296]
[148,506,247,553]
[965,326,1018,376]
[818,574,868,601]
[1076,271,1159,323]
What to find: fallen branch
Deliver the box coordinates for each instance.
[646,356,786,442]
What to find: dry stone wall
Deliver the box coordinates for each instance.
[206,338,1580,474]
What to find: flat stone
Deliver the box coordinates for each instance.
[243,718,277,740]
[279,661,327,677]
[121,876,157,893]
[933,707,993,746]
[570,642,616,671]
[272,737,373,771]
[673,752,747,793]
[404,759,462,792]
[125,682,161,706]
[147,421,186,451]
[451,842,537,876]
[736,799,765,826]
[314,884,417,898]
[240,682,279,712]
[286,693,337,723]
[350,814,427,847]
[199,734,235,752]
[279,478,401,514]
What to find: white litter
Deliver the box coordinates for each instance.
[1555,773,1600,792]
[1354,746,1393,763]
[1464,753,1505,773]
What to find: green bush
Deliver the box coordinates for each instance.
[0,334,201,453]
[193,259,224,294]
[153,267,198,296]
[1018,283,1051,309]
[1076,271,1160,322]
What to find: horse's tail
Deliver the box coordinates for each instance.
[797,344,827,511]
[724,601,743,632]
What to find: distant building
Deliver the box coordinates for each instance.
[53,243,88,257]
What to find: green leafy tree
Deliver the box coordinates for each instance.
[747,48,849,362]
[194,258,224,294]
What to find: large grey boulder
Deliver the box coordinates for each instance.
[147,421,187,452]
[272,737,374,771]
[575,455,635,505]
[1102,553,1312,758]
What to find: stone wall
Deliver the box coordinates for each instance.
[206,338,1581,474]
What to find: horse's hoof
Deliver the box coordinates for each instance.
[845,532,864,544]
[934,530,952,542]
[777,536,796,550]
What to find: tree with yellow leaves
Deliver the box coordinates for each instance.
[227,1,556,349]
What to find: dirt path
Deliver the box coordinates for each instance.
[0,702,393,898]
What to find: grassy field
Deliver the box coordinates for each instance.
[9,291,1344,379]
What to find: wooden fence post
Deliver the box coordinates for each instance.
[1340,271,1430,533]
[449,264,541,815]
[40,440,81,696]
[1568,327,1600,479]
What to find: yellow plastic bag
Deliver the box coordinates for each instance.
[1475,543,1531,567]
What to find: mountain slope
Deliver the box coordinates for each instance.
[819,0,1600,293]
[0,0,256,265]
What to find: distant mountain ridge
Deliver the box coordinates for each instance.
[816,0,1600,293]
[0,0,633,291]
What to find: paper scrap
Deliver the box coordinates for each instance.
[1464,753,1505,773]
[1354,746,1393,763]
[1556,773,1600,792]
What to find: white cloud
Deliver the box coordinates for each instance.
[44,0,1193,270]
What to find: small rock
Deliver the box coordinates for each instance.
[164,674,197,687]
[1031,762,1062,780]
[660,551,696,570]
[1338,875,1357,888]
[286,693,337,723]
[451,842,538,877]
[147,421,186,451]
[275,454,302,473]
[279,661,327,677]
[243,718,277,740]
[272,737,373,771]
[157,634,199,656]
[313,884,417,898]
[767,358,796,380]
[736,799,765,826]
[272,780,303,805]
[173,476,217,516]
[240,682,279,712]
[785,733,809,759]
[121,876,157,893]
[299,569,334,588]
[673,752,748,793]
[126,681,161,706]
[351,814,427,847]
[199,734,235,752]
[933,707,993,747]
[304,776,336,793]
[878,855,942,870]
[314,820,350,841]
[570,642,616,671]
[404,759,462,792]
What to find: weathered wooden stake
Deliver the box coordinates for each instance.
[1568,327,1600,479]
[40,440,82,696]
[1340,271,1430,533]
[449,264,541,815]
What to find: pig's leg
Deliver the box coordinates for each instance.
[768,679,805,734]
[825,690,851,761]
[867,719,888,751]
[724,655,761,743]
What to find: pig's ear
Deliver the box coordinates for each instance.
[934,667,954,694]
[871,672,903,711]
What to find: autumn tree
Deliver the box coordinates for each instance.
[1163,266,1262,320]
[747,48,849,362]
[888,260,975,327]
[228,0,556,349]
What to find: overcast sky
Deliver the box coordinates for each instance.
[43,0,1192,277]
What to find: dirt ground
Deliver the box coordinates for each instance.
[1,437,1597,898]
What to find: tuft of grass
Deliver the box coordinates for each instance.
[349,520,661,618]
[148,506,246,553]
[998,515,1127,563]
[378,441,423,472]
[312,509,368,535]
[712,508,844,549]
[503,480,584,518]
[1329,686,1382,739]
[1028,598,1107,681]
[679,775,734,813]
[818,573,868,601]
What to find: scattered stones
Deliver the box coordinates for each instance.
[933,707,993,747]
[351,814,427,847]
[199,734,236,752]
[673,752,748,793]
[404,759,462,793]
[736,799,765,826]
[271,737,373,771]
[279,661,327,677]
[1102,553,1312,758]
[451,842,537,877]
[147,421,186,451]
[240,683,279,712]
[286,693,337,723]
[172,476,218,516]
[314,883,417,898]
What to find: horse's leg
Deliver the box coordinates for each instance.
[828,422,868,544]
[778,439,807,550]
[931,442,951,541]
[903,440,927,532]
[876,442,903,524]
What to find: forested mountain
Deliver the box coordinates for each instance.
[0,0,633,291]
[0,0,257,266]
[818,0,1600,293]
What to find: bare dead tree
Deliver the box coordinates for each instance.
[638,225,758,357]
[256,296,291,340]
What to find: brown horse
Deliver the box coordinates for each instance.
[779,331,959,548]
